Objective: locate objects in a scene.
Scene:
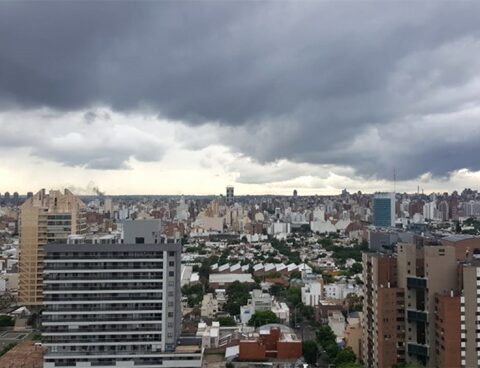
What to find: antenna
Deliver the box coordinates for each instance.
[393,168,396,193]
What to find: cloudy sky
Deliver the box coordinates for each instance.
[1,1,480,195]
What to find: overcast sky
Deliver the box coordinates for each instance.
[1,1,480,195]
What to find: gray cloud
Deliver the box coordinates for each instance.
[1,2,480,179]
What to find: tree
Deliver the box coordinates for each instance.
[289,270,302,280]
[286,287,302,307]
[350,262,363,275]
[224,282,251,316]
[270,284,286,298]
[218,316,237,326]
[0,315,14,327]
[248,310,280,327]
[338,363,363,368]
[302,340,319,364]
[334,347,356,367]
[322,273,335,284]
[182,284,204,308]
[316,325,339,360]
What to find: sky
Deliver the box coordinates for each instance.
[1,1,480,196]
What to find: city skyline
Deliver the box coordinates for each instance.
[2,2,480,195]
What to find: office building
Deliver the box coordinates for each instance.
[226,186,234,204]
[373,192,395,227]
[19,189,86,305]
[42,221,202,368]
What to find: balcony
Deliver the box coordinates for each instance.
[408,343,428,357]
[407,276,427,289]
[407,309,427,323]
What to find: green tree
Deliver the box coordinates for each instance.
[181,284,204,308]
[334,347,356,366]
[302,340,319,364]
[286,287,302,307]
[338,363,363,368]
[269,284,286,298]
[218,316,237,326]
[316,325,339,360]
[224,282,251,316]
[289,270,302,280]
[350,262,363,274]
[0,315,14,327]
[248,310,280,327]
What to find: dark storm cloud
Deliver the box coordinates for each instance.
[1,1,480,178]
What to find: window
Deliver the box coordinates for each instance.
[169,251,175,257]
[135,237,145,244]
[169,261,175,267]
[169,271,174,277]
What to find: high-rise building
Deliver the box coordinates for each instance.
[362,253,405,368]
[435,293,460,368]
[226,186,234,204]
[373,192,395,227]
[396,243,459,367]
[104,197,113,215]
[362,244,462,368]
[42,220,202,368]
[18,189,86,305]
[461,261,480,368]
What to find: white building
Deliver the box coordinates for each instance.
[301,280,323,306]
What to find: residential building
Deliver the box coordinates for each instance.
[373,192,395,227]
[238,325,302,361]
[19,189,86,305]
[461,262,480,368]
[435,293,460,368]
[200,293,219,319]
[362,252,405,368]
[42,221,202,368]
[344,313,362,359]
[301,280,323,306]
[396,243,459,367]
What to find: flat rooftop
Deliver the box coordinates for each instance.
[0,341,44,368]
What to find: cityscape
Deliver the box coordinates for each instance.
[2,1,480,368]
[0,188,480,367]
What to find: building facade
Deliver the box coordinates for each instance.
[42,229,201,368]
[461,262,480,368]
[19,189,86,305]
[362,253,405,368]
[373,192,395,228]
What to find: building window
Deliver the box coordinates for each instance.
[135,237,145,244]
[169,261,175,267]
[169,251,175,256]
[169,271,174,277]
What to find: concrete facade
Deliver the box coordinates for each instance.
[19,189,86,305]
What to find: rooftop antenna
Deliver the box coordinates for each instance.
[393,168,396,194]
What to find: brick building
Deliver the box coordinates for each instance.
[238,325,302,361]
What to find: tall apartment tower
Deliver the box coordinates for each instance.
[226,186,234,204]
[396,243,459,367]
[42,220,202,368]
[461,261,480,367]
[362,253,405,368]
[19,189,86,305]
[373,192,395,227]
